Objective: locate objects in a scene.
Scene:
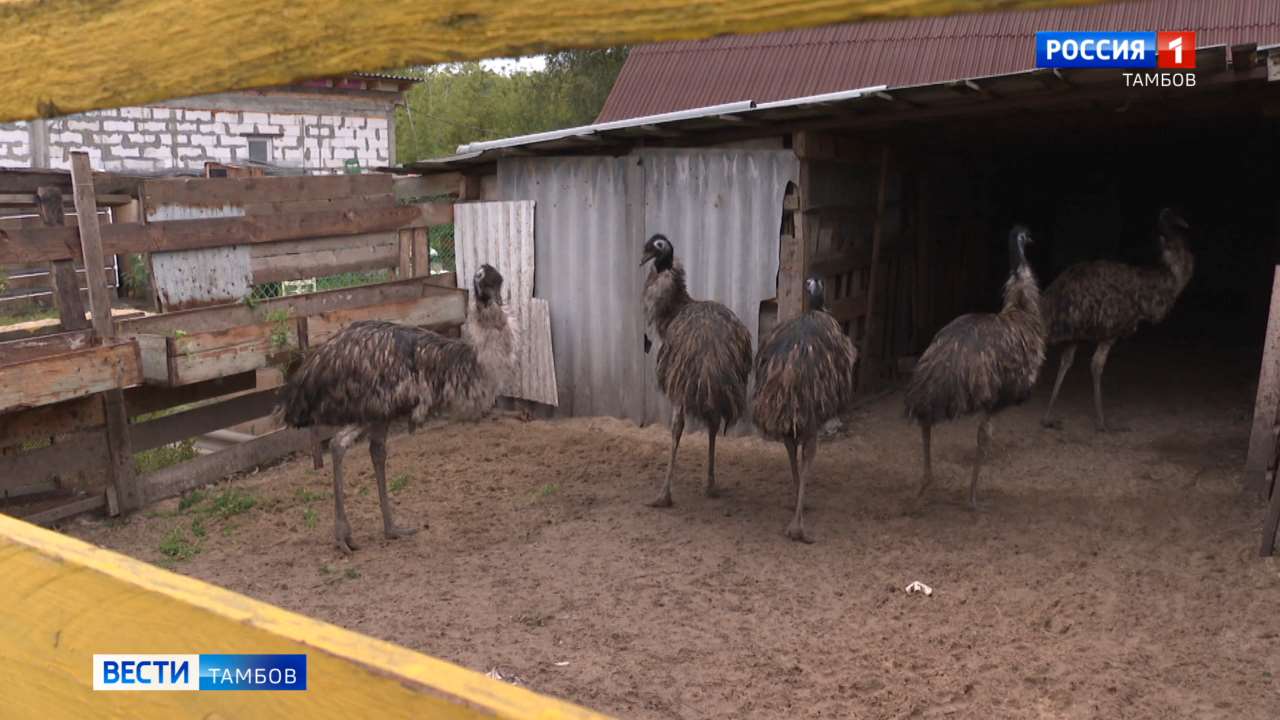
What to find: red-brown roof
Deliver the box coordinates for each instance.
[597,0,1280,122]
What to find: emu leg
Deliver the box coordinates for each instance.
[648,406,685,508]
[330,425,361,553]
[1041,343,1077,429]
[704,420,720,498]
[916,423,934,500]
[370,421,419,540]
[1091,340,1125,432]
[786,435,816,543]
[969,414,994,511]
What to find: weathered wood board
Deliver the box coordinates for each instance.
[0,513,612,718]
[0,340,142,414]
[251,232,399,284]
[307,293,468,345]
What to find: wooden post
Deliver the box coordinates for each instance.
[397,228,414,278]
[781,132,812,322]
[412,227,431,276]
[68,153,113,338]
[294,316,325,469]
[69,152,140,514]
[859,145,892,389]
[37,187,90,331]
[1262,469,1280,556]
[1246,266,1280,496]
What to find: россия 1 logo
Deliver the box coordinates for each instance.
[1036,31,1196,69]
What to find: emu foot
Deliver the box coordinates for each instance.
[647,491,674,508]
[784,520,815,544]
[335,524,359,554]
[1096,422,1131,433]
[384,525,420,540]
[966,499,991,513]
[1040,418,1064,430]
[704,483,727,499]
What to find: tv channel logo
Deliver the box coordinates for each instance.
[93,653,307,691]
[1036,31,1196,69]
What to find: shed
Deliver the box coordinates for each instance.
[391,9,1280,514]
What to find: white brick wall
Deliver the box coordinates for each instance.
[0,106,392,173]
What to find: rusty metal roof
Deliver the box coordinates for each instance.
[597,0,1280,122]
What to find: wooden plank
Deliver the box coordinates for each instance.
[1262,475,1280,556]
[412,227,431,276]
[0,168,142,196]
[413,201,454,226]
[130,388,281,452]
[167,322,298,386]
[0,341,143,414]
[0,192,132,208]
[139,427,324,505]
[119,276,463,336]
[36,187,91,332]
[125,370,258,417]
[395,173,463,200]
[0,329,94,365]
[0,431,109,490]
[307,293,469,346]
[0,513,613,718]
[68,153,113,339]
[247,233,399,259]
[858,146,891,389]
[1246,266,1280,494]
[251,237,399,284]
[0,205,424,264]
[241,193,396,216]
[398,229,414,278]
[1,266,114,292]
[20,493,108,527]
[0,396,105,451]
[143,175,393,210]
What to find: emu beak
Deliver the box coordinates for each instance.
[1174,215,1190,230]
[639,251,655,267]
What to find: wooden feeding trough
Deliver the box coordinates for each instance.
[0,334,143,414]
[122,277,466,387]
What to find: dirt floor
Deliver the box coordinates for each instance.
[70,341,1280,719]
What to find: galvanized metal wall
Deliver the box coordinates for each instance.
[454,200,558,407]
[498,148,797,425]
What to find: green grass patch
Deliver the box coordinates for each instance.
[344,568,360,580]
[295,487,326,504]
[190,517,206,538]
[390,474,410,494]
[207,488,256,519]
[302,507,318,529]
[134,440,198,475]
[0,305,59,327]
[178,489,208,513]
[533,483,560,499]
[158,527,200,561]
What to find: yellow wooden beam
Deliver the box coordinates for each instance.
[0,513,609,719]
[3,0,1102,123]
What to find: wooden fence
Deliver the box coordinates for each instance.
[0,157,464,524]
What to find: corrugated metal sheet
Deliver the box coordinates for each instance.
[498,149,797,426]
[454,201,559,406]
[597,0,1280,121]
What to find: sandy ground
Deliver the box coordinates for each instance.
[70,341,1280,719]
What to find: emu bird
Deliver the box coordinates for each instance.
[1040,208,1194,431]
[640,233,752,507]
[905,226,1045,510]
[280,264,516,553]
[752,276,858,542]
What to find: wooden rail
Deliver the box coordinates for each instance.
[0,513,609,719]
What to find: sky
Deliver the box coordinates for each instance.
[480,56,547,74]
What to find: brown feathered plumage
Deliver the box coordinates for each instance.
[905,226,1045,510]
[640,234,752,507]
[752,277,857,542]
[279,264,516,552]
[1040,208,1193,431]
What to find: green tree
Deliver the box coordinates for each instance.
[395,49,629,164]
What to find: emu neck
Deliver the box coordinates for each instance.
[645,263,693,339]
[464,301,516,377]
[1001,264,1041,320]
[1160,240,1195,297]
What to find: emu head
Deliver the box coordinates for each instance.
[1007,224,1032,270]
[640,234,675,271]
[473,264,503,306]
[804,275,826,312]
